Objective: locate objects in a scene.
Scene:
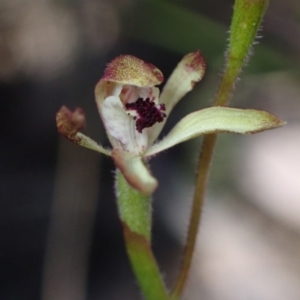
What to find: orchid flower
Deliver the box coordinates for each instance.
[56,51,284,195]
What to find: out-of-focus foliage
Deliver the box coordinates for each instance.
[123,0,289,73]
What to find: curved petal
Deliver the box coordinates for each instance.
[145,107,285,157]
[100,55,164,87]
[148,51,206,144]
[112,149,158,195]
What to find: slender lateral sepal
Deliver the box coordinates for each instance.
[116,170,170,300]
[56,106,111,155]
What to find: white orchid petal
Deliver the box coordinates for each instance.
[160,51,206,111]
[148,51,206,144]
[102,95,148,155]
[145,107,285,156]
[112,149,158,195]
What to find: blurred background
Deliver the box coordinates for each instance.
[1,0,300,299]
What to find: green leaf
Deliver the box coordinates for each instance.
[123,0,288,73]
[123,0,224,60]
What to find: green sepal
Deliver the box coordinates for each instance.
[146,107,284,156]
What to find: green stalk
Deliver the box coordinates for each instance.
[116,169,170,300]
[171,0,269,298]
[171,134,216,300]
[216,0,268,106]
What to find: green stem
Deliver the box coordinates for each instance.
[171,0,269,298]
[171,134,216,300]
[216,0,268,106]
[116,169,170,300]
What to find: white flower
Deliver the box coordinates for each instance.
[56,52,284,194]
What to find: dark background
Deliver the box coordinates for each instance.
[1,0,300,299]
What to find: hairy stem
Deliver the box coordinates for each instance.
[116,170,170,300]
[171,134,216,299]
[171,0,269,298]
